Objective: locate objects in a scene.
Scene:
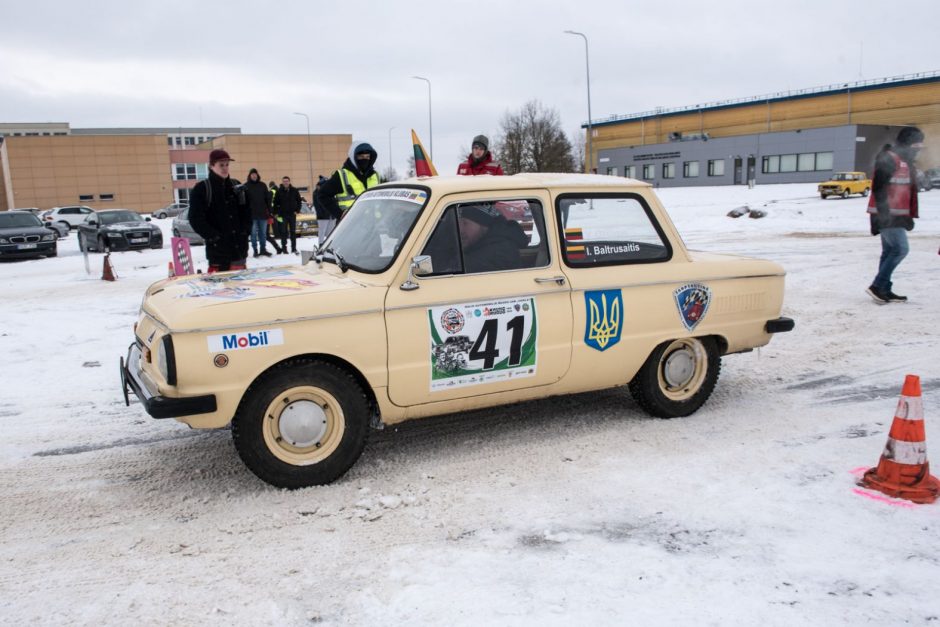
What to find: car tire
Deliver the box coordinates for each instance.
[232,361,371,488]
[862,188,870,197]
[58,221,70,232]
[841,189,850,199]
[628,336,721,419]
[820,193,828,200]
[156,212,167,219]
[172,229,180,237]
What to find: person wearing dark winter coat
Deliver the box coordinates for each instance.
[318,142,380,218]
[313,174,342,245]
[865,126,924,303]
[273,175,303,254]
[458,204,528,273]
[457,134,504,176]
[188,149,251,272]
[244,168,272,257]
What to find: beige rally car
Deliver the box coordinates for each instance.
[121,174,794,488]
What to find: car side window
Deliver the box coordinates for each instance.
[557,195,671,267]
[61,208,76,215]
[420,199,548,276]
[81,208,92,214]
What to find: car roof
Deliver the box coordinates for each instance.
[376,173,653,195]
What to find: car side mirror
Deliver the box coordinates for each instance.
[145,217,151,222]
[400,255,433,291]
[87,220,98,226]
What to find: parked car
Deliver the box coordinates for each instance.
[41,215,70,238]
[267,201,319,240]
[925,168,940,190]
[121,174,794,489]
[154,203,188,219]
[14,207,43,215]
[0,211,58,259]
[916,169,933,192]
[43,205,95,230]
[171,208,204,245]
[818,172,871,199]
[77,209,163,252]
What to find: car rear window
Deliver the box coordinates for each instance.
[556,194,671,267]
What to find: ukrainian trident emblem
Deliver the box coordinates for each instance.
[584,290,622,351]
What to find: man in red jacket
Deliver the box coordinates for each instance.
[457,135,504,176]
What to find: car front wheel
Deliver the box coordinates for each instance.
[232,361,371,488]
[841,189,850,199]
[156,212,167,219]
[628,336,721,418]
[861,187,870,197]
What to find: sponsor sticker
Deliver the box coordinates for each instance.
[674,283,711,331]
[359,189,428,205]
[207,329,284,352]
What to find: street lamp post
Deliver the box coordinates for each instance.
[293,112,315,194]
[564,30,593,174]
[411,76,432,160]
[387,126,395,181]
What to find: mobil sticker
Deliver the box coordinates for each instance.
[207,328,284,352]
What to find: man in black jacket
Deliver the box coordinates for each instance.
[313,175,342,246]
[244,168,272,257]
[458,204,529,273]
[188,149,251,273]
[273,175,302,254]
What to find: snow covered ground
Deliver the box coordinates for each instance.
[1,183,939,625]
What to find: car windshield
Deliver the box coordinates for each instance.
[0,213,43,228]
[99,211,143,224]
[321,187,429,272]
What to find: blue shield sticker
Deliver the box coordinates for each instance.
[584,290,622,351]
[674,283,711,331]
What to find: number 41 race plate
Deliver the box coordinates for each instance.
[428,297,538,391]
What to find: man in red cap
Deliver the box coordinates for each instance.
[188,149,251,273]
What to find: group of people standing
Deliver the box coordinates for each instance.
[186,133,505,274]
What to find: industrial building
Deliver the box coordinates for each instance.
[589,71,940,187]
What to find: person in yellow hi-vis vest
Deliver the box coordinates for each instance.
[318,142,380,219]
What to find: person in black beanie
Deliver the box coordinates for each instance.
[318,141,380,219]
[273,175,303,254]
[865,126,924,303]
[244,168,272,257]
[188,149,251,273]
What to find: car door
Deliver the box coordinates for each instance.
[384,190,572,407]
[77,213,99,249]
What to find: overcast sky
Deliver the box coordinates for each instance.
[1,0,937,176]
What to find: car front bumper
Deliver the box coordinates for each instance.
[0,242,57,258]
[120,342,217,419]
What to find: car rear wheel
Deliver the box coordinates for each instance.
[172,228,180,237]
[628,337,721,418]
[57,220,70,232]
[820,193,828,199]
[841,189,850,199]
[861,187,870,197]
[232,361,371,488]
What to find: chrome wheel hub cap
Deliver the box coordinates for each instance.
[278,400,328,448]
[663,349,695,388]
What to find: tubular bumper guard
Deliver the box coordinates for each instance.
[765,317,795,334]
[120,342,217,419]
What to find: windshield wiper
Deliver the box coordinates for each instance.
[323,246,348,272]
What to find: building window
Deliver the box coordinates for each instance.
[167,137,173,146]
[683,161,699,177]
[642,164,655,180]
[184,136,195,146]
[79,194,94,202]
[174,137,182,146]
[762,155,780,173]
[779,154,797,172]
[662,163,675,179]
[99,194,114,201]
[815,152,833,170]
[606,166,617,176]
[624,165,636,178]
[707,159,725,176]
[797,153,816,172]
[175,188,190,204]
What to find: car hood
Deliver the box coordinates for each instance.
[0,225,55,237]
[141,265,382,332]
[100,222,159,231]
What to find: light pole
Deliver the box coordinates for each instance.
[293,112,315,194]
[564,30,593,174]
[411,76,432,159]
[387,126,395,180]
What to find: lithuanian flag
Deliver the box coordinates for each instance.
[411,129,438,176]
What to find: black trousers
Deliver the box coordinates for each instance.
[279,213,297,252]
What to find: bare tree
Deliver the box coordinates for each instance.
[492,100,576,174]
[381,166,398,182]
[570,128,585,173]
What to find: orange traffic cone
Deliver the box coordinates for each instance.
[101,253,116,282]
[859,374,940,504]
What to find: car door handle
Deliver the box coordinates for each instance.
[534,276,566,285]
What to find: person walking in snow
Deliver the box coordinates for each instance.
[866,126,924,303]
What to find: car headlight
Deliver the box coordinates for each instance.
[0,237,8,244]
[108,232,122,238]
[41,233,56,242]
[156,335,177,385]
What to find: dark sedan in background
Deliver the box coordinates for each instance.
[77,210,163,252]
[0,211,58,259]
